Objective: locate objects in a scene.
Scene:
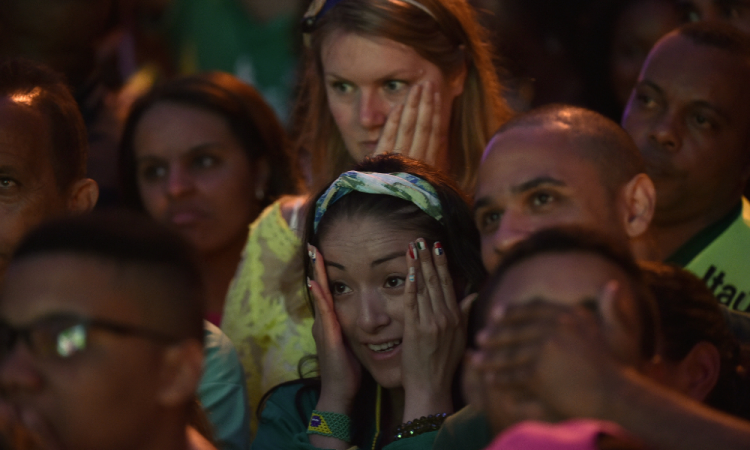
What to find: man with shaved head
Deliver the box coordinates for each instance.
[474,104,657,273]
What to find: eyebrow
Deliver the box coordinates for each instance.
[325,251,406,272]
[325,69,417,84]
[639,80,730,122]
[473,177,566,213]
[511,176,566,194]
[135,143,223,163]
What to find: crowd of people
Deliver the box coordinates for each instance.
[0,0,750,449]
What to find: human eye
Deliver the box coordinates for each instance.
[139,163,167,182]
[31,316,88,359]
[476,209,502,234]
[530,190,555,208]
[690,110,718,131]
[0,177,19,190]
[676,1,701,21]
[383,80,407,93]
[330,281,353,296]
[330,80,354,95]
[384,275,405,289]
[193,154,219,169]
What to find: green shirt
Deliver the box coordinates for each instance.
[667,198,750,311]
[252,383,436,450]
[432,405,492,450]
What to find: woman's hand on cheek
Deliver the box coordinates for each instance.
[374,81,442,168]
[307,244,362,415]
[400,239,476,420]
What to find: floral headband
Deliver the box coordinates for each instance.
[313,171,444,233]
[302,0,437,34]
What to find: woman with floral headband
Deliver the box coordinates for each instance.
[251,154,486,449]
[221,0,509,431]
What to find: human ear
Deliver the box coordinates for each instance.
[620,174,656,239]
[65,178,99,214]
[156,339,204,408]
[253,157,271,201]
[676,341,721,403]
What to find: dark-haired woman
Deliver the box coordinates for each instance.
[252,154,486,449]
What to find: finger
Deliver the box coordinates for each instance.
[308,243,332,305]
[373,104,404,155]
[392,84,422,155]
[432,241,460,317]
[415,238,448,318]
[404,243,420,322]
[476,322,549,351]
[460,293,478,320]
[409,81,434,162]
[411,241,435,322]
[425,90,442,167]
[474,341,544,373]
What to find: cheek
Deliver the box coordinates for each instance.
[137,181,167,220]
[334,301,360,341]
[327,96,354,133]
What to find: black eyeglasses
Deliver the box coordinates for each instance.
[0,313,181,360]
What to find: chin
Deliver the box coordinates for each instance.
[369,368,402,389]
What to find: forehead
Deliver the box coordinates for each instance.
[133,102,238,154]
[320,30,441,79]
[492,252,631,308]
[0,254,145,325]
[477,126,608,200]
[642,34,750,116]
[319,215,418,262]
[0,98,54,174]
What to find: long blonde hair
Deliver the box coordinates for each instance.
[293,0,513,192]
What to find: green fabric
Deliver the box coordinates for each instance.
[432,405,492,450]
[199,322,252,450]
[251,383,436,450]
[666,202,742,267]
[680,198,750,312]
[166,0,298,120]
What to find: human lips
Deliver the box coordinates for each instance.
[367,339,402,353]
[166,206,209,226]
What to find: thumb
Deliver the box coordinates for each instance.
[460,293,479,320]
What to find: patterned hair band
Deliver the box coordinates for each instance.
[302,0,437,33]
[313,171,444,233]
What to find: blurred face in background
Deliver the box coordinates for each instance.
[133,101,264,256]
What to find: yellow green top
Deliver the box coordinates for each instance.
[221,200,315,435]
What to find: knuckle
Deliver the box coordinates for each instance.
[426,273,440,286]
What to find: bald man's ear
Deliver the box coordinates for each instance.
[675,341,721,403]
[66,178,99,214]
[620,174,656,239]
[157,339,204,408]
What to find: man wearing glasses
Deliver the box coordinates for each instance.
[0,213,216,450]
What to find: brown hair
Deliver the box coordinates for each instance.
[294,0,513,191]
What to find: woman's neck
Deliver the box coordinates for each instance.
[198,236,246,319]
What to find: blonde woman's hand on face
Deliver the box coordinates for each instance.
[401,239,476,420]
[307,244,362,415]
[374,82,443,168]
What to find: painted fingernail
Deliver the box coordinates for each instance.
[409,243,418,260]
[306,277,312,289]
[434,242,444,256]
[308,245,316,264]
[408,267,416,283]
[416,240,427,251]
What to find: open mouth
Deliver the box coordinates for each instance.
[367,339,402,353]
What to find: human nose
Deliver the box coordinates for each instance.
[166,166,194,198]
[492,211,533,257]
[356,290,391,334]
[0,343,43,397]
[358,90,389,130]
[647,111,681,153]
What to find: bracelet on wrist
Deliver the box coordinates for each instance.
[394,413,449,440]
[307,410,352,442]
